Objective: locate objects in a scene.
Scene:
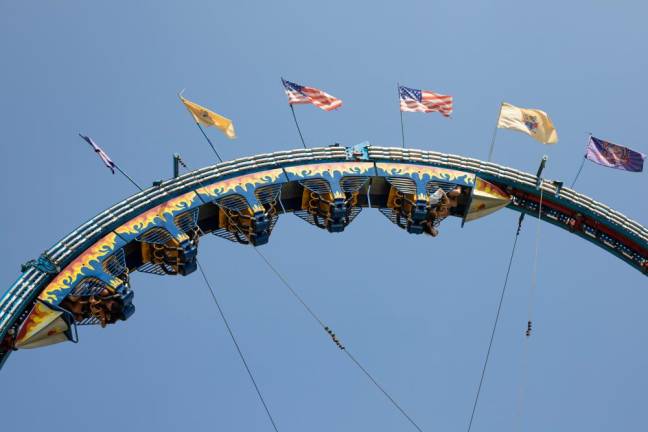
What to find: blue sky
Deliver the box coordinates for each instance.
[0,1,646,431]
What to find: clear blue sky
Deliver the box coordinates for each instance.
[1,1,646,431]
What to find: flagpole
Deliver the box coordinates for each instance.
[196,123,223,163]
[398,83,405,148]
[289,105,307,149]
[114,164,144,192]
[400,110,406,148]
[570,133,591,188]
[487,102,504,162]
[570,157,586,188]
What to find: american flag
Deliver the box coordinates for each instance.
[282,78,342,111]
[399,85,453,117]
[79,134,116,174]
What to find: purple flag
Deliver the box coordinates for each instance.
[79,134,116,174]
[585,136,645,173]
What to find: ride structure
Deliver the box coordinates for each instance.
[1,144,646,369]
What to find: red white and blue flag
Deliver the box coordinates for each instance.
[282,78,342,111]
[79,134,116,174]
[399,85,453,117]
[585,136,645,173]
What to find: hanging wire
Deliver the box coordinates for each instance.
[177,157,425,432]
[466,214,525,432]
[528,185,544,336]
[197,260,281,432]
[252,248,325,328]
[169,159,279,431]
[515,183,545,431]
[344,349,424,432]
[252,246,425,432]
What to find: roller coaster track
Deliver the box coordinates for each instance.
[1,146,646,369]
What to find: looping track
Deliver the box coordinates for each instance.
[1,146,646,368]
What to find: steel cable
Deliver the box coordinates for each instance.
[515,184,545,431]
[466,215,524,432]
[197,260,280,432]
[252,246,426,432]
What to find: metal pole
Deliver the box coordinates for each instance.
[289,105,307,149]
[570,134,591,188]
[535,155,548,180]
[173,154,180,178]
[487,102,504,162]
[570,157,587,188]
[174,153,187,178]
[196,123,223,163]
[114,164,144,192]
[398,83,405,148]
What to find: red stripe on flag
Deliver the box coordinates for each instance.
[401,89,453,116]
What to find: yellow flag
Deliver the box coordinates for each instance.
[497,102,558,144]
[180,96,236,139]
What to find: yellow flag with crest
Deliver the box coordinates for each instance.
[497,102,557,144]
[180,96,236,139]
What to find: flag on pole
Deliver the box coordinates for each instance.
[585,136,645,172]
[79,134,116,174]
[399,85,453,117]
[282,78,342,111]
[180,96,236,139]
[496,102,558,144]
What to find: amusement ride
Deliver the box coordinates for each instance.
[1,87,646,432]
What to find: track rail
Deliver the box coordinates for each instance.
[1,146,646,368]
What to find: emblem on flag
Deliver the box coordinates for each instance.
[523,113,538,133]
[585,136,645,172]
[600,140,629,164]
[281,78,342,111]
[180,96,236,139]
[398,85,453,117]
